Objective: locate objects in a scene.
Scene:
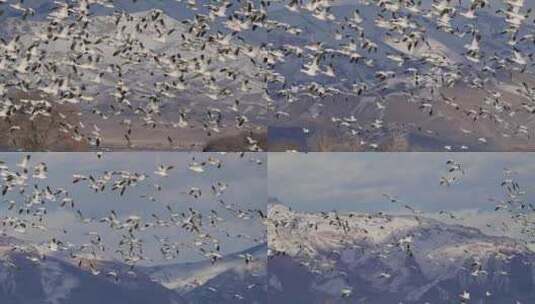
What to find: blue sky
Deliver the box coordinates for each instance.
[0,152,266,264]
[268,152,535,213]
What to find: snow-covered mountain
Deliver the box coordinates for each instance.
[0,236,184,304]
[0,234,267,303]
[268,203,535,303]
[145,243,267,304]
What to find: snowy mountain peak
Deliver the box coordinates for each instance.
[268,205,535,303]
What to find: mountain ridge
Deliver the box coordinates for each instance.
[268,203,535,304]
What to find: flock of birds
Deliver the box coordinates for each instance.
[0,152,266,294]
[269,0,535,150]
[0,0,534,150]
[0,0,273,150]
[1,0,535,303]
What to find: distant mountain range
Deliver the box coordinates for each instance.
[0,206,534,303]
[268,203,535,304]
[0,235,266,304]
